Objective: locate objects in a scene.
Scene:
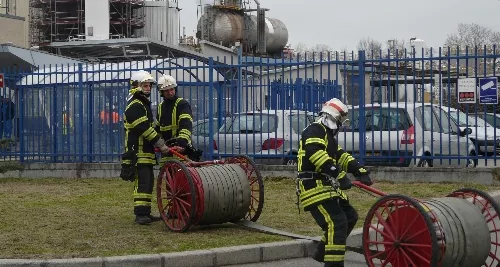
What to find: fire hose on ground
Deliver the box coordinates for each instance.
[156,146,500,267]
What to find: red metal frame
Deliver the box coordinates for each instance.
[157,148,264,232]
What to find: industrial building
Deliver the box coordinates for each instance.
[28,0,180,49]
[0,0,30,48]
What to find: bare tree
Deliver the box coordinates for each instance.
[310,44,334,60]
[444,23,493,48]
[443,23,500,76]
[293,42,308,54]
[357,37,383,59]
[385,39,406,59]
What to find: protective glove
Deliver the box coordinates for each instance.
[354,168,373,186]
[154,138,170,155]
[337,171,352,190]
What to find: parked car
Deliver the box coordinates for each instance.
[337,102,476,167]
[479,112,500,129]
[191,117,224,161]
[213,109,317,165]
[439,107,500,155]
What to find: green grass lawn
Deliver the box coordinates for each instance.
[1,177,499,259]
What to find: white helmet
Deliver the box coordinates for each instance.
[130,70,156,90]
[157,74,177,91]
[319,98,349,129]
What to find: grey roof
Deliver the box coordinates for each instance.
[0,43,82,71]
[17,57,226,86]
[47,37,208,62]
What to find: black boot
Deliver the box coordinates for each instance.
[148,214,162,222]
[312,241,325,262]
[135,215,152,225]
[324,262,344,267]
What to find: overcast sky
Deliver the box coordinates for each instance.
[178,0,500,51]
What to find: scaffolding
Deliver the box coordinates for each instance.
[29,0,145,48]
[109,0,145,39]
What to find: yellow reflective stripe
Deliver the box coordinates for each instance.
[158,102,163,119]
[305,138,326,146]
[134,193,152,198]
[323,255,345,262]
[172,98,182,136]
[300,185,334,200]
[325,244,345,251]
[318,205,334,247]
[134,202,151,206]
[310,150,326,163]
[142,127,158,141]
[179,129,191,136]
[310,150,330,171]
[178,114,192,121]
[338,152,355,172]
[137,152,156,159]
[301,192,339,207]
[137,158,155,164]
[125,116,148,129]
[126,99,142,110]
[336,171,347,180]
[160,125,177,131]
[178,134,191,143]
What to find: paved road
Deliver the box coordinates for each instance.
[226,251,368,267]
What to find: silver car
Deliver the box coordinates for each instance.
[191,118,224,161]
[337,102,476,167]
[213,109,317,165]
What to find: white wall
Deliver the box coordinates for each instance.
[85,0,110,40]
[143,1,179,45]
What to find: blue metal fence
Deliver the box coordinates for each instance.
[2,46,500,167]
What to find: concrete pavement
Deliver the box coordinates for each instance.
[225,251,368,267]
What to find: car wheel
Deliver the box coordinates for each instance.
[283,153,298,166]
[466,150,478,168]
[418,153,432,167]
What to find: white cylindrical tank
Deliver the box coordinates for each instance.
[248,15,288,53]
[197,9,289,54]
[142,1,179,45]
[406,38,428,58]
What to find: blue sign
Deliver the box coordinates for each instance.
[479,77,498,104]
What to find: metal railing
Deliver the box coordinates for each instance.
[1,46,500,167]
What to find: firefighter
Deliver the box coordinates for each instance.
[120,70,170,225]
[155,74,196,163]
[297,98,373,267]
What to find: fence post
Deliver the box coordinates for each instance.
[357,50,366,165]
[208,57,215,159]
[52,85,58,163]
[237,45,243,112]
[78,63,84,162]
[19,73,25,163]
[87,84,94,162]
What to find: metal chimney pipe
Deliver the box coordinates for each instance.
[255,1,266,55]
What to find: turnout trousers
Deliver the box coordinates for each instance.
[133,164,155,216]
[310,197,359,266]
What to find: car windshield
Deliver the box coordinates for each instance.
[448,111,490,127]
[346,107,412,132]
[220,113,278,134]
[482,114,500,127]
[289,114,312,134]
